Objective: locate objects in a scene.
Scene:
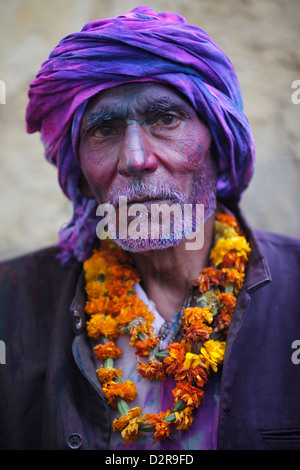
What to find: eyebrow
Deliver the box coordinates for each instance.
[83,97,191,134]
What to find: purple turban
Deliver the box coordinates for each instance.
[26,6,255,265]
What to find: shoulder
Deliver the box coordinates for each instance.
[254,229,300,263]
[0,246,68,282]
[255,229,300,248]
[0,246,80,308]
[253,229,300,294]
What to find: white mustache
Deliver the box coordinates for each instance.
[106,179,186,207]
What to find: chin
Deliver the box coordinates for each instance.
[113,236,182,253]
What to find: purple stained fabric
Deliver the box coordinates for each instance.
[25,6,255,265]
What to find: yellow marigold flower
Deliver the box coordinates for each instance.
[183,352,208,370]
[86,314,119,339]
[129,320,153,347]
[174,407,194,431]
[210,236,251,267]
[96,366,123,384]
[201,340,226,372]
[113,407,144,444]
[113,407,143,431]
[85,280,108,299]
[214,220,239,240]
[216,213,243,235]
[102,380,137,408]
[183,307,213,326]
[83,253,108,282]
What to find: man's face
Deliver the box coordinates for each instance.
[79,82,217,251]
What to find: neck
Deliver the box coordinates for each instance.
[131,212,216,321]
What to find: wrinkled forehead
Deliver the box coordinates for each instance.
[82,82,196,119]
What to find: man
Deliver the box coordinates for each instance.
[0,6,300,450]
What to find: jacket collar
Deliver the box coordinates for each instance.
[232,204,272,293]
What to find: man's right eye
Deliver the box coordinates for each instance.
[92,125,115,137]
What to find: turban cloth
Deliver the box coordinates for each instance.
[26,6,255,265]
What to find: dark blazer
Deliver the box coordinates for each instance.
[0,211,300,450]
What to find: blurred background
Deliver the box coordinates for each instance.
[0,0,299,262]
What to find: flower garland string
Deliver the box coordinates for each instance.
[83,211,251,444]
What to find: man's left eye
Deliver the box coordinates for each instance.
[156,114,178,126]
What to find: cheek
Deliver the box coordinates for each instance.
[167,122,212,169]
[79,144,116,199]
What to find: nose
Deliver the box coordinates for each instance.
[117,122,158,176]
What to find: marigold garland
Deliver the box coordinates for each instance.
[83,211,251,444]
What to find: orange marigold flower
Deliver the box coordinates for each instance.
[218,292,236,316]
[183,322,212,343]
[136,359,166,381]
[96,366,123,384]
[164,342,186,376]
[86,314,120,340]
[101,292,137,318]
[219,252,247,272]
[173,363,209,388]
[172,381,204,408]
[210,236,251,268]
[220,268,245,294]
[145,411,171,443]
[194,267,222,293]
[106,279,132,297]
[216,213,243,235]
[183,306,213,326]
[109,264,140,282]
[135,336,159,357]
[102,380,137,408]
[93,341,123,362]
[116,298,154,327]
[85,297,110,315]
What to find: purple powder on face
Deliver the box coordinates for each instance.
[26,6,255,264]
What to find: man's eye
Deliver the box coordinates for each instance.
[93,125,115,137]
[155,114,178,126]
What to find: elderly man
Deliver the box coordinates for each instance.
[0,7,300,451]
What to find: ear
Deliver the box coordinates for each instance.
[78,173,94,198]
